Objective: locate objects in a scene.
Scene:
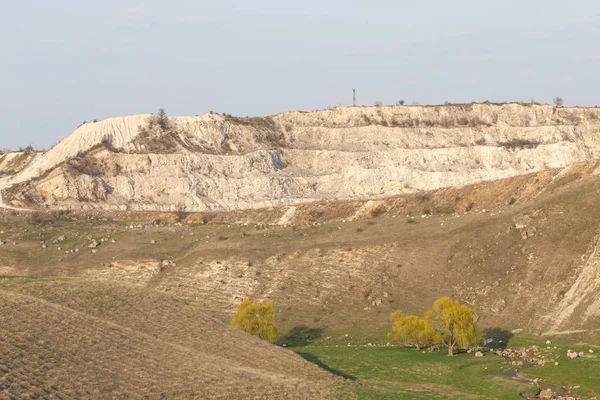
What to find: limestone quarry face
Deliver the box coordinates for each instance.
[3,103,600,211]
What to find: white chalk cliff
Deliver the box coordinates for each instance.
[2,103,600,211]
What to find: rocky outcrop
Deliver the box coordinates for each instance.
[4,103,600,211]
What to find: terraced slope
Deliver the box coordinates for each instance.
[4,104,600,211]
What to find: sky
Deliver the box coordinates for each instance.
[1,0,599,150]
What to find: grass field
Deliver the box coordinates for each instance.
[292,346,532,399]
[284,329,600,400]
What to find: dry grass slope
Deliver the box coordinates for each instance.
[0,281,337,399]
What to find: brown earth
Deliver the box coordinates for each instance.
[2,159,600,397]
[1,160,600,336]
[0,280,338,399]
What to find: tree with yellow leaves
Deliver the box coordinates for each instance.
[425,297,479,356]
[389,312,438,350]
[230,299,278,343]
[389,297,478,356]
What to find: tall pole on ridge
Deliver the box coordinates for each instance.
[353,89,356,107]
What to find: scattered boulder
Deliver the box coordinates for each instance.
[567,349,578,359]
[490,298,506,313]
[151,240,157,244]
[0,240,5,246]
[475,351,484,357]
[89,240,100,248]
[57,235,66,242]
[160,260,176,270]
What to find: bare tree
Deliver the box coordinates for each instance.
[553,97,564,108]
[374,101,383,107]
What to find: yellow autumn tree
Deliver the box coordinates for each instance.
[230,299,278,343]
[389,313,438,350]
[425,297,479,356]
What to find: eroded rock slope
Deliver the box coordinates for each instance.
[3,103,600,211]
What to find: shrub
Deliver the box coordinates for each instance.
[133,109,182,153]
[201,213,216,224]
[309,207,325,219]
[66,153,104,176]
[370,205,387,218]
[174,210,189,223]
[113,163,123,176]
[27,212,43,226]
[100,135,119,152]
[499,139,541,150]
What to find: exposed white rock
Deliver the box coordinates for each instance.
[3,104,600,212]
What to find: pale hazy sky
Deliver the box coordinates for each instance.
[2,0,599,150]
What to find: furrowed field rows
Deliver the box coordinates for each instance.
[0,289,334,399]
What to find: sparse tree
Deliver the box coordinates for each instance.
[374,101,383,107]
[230,299,278,343]
[553,97,564,108]
[425,297,479,356]
[397,100,405,106]
[157,108,170,131]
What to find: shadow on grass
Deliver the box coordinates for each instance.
[296,352,356,381]
[481,327,514,349]
[275,325,325,347]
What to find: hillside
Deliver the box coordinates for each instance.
[2,103,600,211]
[0,280,337,399]
[1,160,600,339]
